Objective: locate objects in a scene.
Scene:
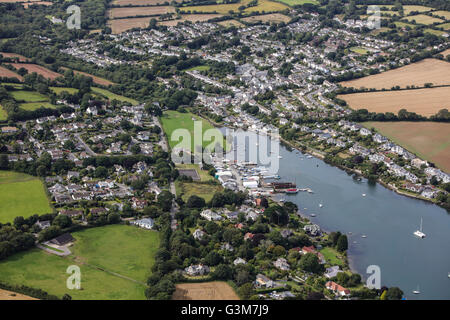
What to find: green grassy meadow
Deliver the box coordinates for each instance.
[160,110,227,152]
[0,225,160,299]
[19,102,58,111]
[10,90,48,102]
[0,171,52,223]
[0,104,7,120]
[91,87,139,105]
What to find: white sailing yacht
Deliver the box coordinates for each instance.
[413,217,426,238]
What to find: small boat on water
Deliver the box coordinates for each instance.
[307,155,313,159]
[285,188,299,194]
[278,155,283,159]
[319,204,323,208]
[413,285,420,295]
[310,213,316,217]
[361,235,367,238]
[279,198,285,202]
[348,232,352,235]
[362,193,366,197]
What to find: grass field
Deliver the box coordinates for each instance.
[91,87,138,105]
[320,247,343,266]
[10,90,48,102]
[186,65,211,72]
[363,122,450,172]
[0,249,147,300]
[424,28,447,36]
[176,163,214,182]
[403,14,444,25]
[0,171,52,223]
[160,110,227,152]
[437,22,450,31]
[339,58,450,90]
[0,225,160,299]
[338,87,450,117]
[394,21,416,28]
[50,87,79,94]
[71,224,159,282]
[349,47,369,55]
[0,105,7,121]
[176,181,222,202]
[173,281,239,300]
[241,13,291,24]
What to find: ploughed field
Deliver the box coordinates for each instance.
[172,282,239,300]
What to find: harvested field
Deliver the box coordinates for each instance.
[112,0,182,5]
[440,48,450,57]
[61,67,114,86]
[22,1,52,8]
[338,87,450,117]
[277,0,318,6]
[173,282,239,300]
[364,121,450,173]
[109,17,155,33]
[431,10,450,20]
[182,0,288,15]
[241,13,291,24]
[108,6,175,18]
[339,59,450,90]
[216,19,244,27]
[403,14,443,25]
[8,63,61,80]
[0,66,23,81]
[0,289,37,300]
[0,52,29,62]
[157,14,223,26]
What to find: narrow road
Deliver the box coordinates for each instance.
[74,133,97,156]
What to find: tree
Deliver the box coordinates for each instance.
[0,154,9,169]
[186,195,206,208]
[299,253,323,274]
[385,287,403,300]
[53,215,72,228]
[204,251,222,266]
[211,264,233,280]
[336,234,348,252]
[157,190,174,212]
[238,283,255,299]
[107,212,121,224]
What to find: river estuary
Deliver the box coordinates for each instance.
[226,128,450,300]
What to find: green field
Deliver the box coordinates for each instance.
[181,0,288,15]
[0,225,160,299]
[320,247,344,266]
[160,110,227,152]
[10,90,48,102]
[91,87,138,105]
[349,47,369,55]
[71,224,159,282]
[0,248,147,300]
[437,22,450,30]
[186,65,211,72]
[176,180,222,202]
[403,14,444,25]
[0,171,52,223]
[423,28,446,36]
[20,102,58,111]
[50,87,79,94]
[0,105,7,121]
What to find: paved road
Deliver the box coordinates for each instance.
[74,133,97,156]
